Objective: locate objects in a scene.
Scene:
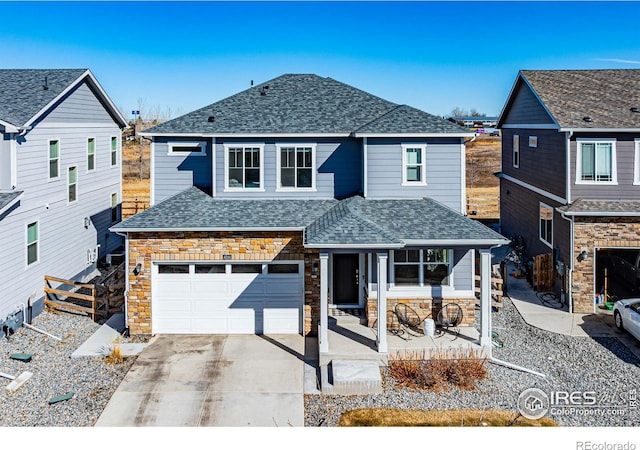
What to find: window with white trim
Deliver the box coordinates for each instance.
[49,140,60,179]
[225,145,263,189]
[393,249,451,286]
[402,144,426,185]
[513,135,520,168]
[111,192,118,223]
[87,138,95,171]
[110,136,118,167]
[576,139,616,183]
[167,141,206,156]
[68,166,78,203]
[634,139,640,185]
[277,144,315,189]
[539,203,553,247]
[26,221,39,266]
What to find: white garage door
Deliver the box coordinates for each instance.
[152,261,304,334]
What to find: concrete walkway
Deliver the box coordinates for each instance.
[95,334,304,427]
[505,263,640,359]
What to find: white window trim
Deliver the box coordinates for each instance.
[275,143,317,191]
[86,137,96,173]
[634,139,640,185]
[26,220,40,268]
[401,144,427,186]
[539,202,553,248]
[111,192,118,224]
[223,143,265,192]
[575,138,617,185]
[388,249,453,291]
[68,166,78,204]
[513,135,520,168]
[167,141,207,156]
[48,138,61,181]
[110,136,119,167]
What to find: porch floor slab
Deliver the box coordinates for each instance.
[331,360,382,395]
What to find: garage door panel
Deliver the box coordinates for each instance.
[153,261,303,334]
[265,280,300,295]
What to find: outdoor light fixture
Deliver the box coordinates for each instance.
[133,263,142,276]
[578,250,589,262]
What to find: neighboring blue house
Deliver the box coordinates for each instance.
[0,69,128,332]
[113,74,507,358]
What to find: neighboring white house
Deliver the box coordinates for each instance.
[0,69,128,333]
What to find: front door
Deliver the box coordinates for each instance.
[333,253,359,305]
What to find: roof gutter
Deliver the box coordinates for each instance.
[109,226,306,233]
[354,132,475,138]
[139,132,353,138]
[560,127,640,133]
[558,211,640,217]
[304,243,404,249]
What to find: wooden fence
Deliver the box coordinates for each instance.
[474,261,506,309]
[533,253,554,291]
[43,262,126,321]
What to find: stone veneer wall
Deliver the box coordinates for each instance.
[572,217,640,313]
[126,231,319,335]
[365,296,476,328]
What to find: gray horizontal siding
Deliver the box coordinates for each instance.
[0,185,122,320]
[153,137,212,204]
[366,138,462,211]
[503,81,554,124]
[501,128,567,199]
[453,248,473,291]
[570,133,640,201]
[38,82,115,124]
[214,138,360,200]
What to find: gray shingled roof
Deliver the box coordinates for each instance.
[520,69,640,129]
[0,69,87,126]
[0,191,23,214]
[145,74,470,136]
[113,187,338,230]
[113,187,507,247]
[557,199,640,216]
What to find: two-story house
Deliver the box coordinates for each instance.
[112,74,507,357]
[498,69,640,314]
[0,69,127,331]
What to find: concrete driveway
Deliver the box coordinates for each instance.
[95,334,305,426]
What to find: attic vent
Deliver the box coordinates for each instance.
[259,85,269,96]
[43,76,49,91]
[631,107,640,113]
[583,116,592,122]
[207,115,215,123]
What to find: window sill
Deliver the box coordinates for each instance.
[401,182,428,187]
[167,152,207,157]
[275,187,317,192]
[223,188,266,193]
[575,181,618,185]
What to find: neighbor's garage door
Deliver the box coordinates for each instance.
[152,261,303,334]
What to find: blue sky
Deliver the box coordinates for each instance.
[4,1,640,120]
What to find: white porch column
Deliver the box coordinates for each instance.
[479,248,492,351]
[319,252,329,354]
[376,252,388,353]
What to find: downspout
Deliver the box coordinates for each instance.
[560,211,574,314]
[115,231,130,330]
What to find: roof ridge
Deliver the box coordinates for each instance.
[341,197,400,243]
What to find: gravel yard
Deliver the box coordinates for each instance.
[0,310,135,426]
[305,297,640,426]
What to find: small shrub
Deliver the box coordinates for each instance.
[104,336,124,365]
[387,348,488,391]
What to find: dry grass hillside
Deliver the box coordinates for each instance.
[122,138,150,219]
[121,133,502,220]
[466,135,501,220]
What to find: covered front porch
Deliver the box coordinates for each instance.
[316,248,497,363]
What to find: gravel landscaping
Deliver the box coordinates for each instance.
[0,310,135,426]
[305,297,640,427]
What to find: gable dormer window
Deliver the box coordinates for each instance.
[224,144,264,190]
[401,144,427,186]
[276,144,316,190]
[576,139,617,184]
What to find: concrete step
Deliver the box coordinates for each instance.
[329,307,366,325]
[321,359,383,395]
